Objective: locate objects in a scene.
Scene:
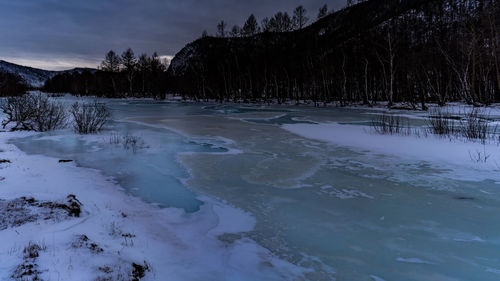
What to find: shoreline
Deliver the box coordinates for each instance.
[0,130,306,280]
[32,91,500,113]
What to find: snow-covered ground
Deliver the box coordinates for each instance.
[0,131,305,281]
[282,122,500,183]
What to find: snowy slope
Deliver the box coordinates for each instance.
[0,60,95,88]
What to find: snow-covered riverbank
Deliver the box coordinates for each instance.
[0,131,305,281]
[282,122,500,183]
[5,98,500,280]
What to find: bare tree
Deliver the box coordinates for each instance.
[265,12,293,32]
[230,25,241,37]
[292,5,309,30]
[261,17,271,32]
[487,8,500,92]
[101,50,120,72]
[217,20,227,38]
[121,48,137,96]
[318,4,328,20]
[242,14,260,36]
[137,53,151,94]
[101,50,120,97]
[376,29,398,107]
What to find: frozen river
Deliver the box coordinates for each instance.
[9,98,500,281]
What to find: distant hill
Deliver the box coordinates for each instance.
[0,60,96,88]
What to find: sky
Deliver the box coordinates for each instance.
[0,0,343,70]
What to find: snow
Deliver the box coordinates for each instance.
[0,60,95,88]
[396,257,436,265]
[0,60,57,87]
[282,122,500,183]
[0,131,306,280]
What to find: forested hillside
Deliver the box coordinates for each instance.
[43,0,500,108]
[168,0,500,108]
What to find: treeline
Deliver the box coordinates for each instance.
[211,4,333,38]
[0,72,27,97]
[168,0,500,108]
[43,50,168,98]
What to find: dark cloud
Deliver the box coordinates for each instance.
[0,0,343,70]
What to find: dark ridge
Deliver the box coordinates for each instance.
[166,0,499,107]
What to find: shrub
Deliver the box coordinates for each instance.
[371,113,411,135]
[32,94,68,131]
[426,108,458,136]
[460,109,492,143]
[0,95,35,130]
[122,135,146,153]
[108,133,147,153]
[70,101,110,134]
[0,94,67,131]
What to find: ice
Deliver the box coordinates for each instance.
[396,257,435,264]
[0,134,305,281]
[4,99,500,280]
[370,275,387,281]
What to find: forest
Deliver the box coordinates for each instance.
[43,51,169,99]
[40,0,500,109]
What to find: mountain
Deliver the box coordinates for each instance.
[0,60,96,88]
[166,0,500,106]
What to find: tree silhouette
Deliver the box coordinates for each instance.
[121,48,137,96]
[217,20,227,37]
[230,25,241,37]
[101,50,120,96]
[242,14,260,37]
[101,50,120,72]
[318,4,328,19]
[293,6,309,30]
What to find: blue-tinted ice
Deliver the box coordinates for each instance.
[9,98,500,281]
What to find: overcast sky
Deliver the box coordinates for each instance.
[0,0,343,70]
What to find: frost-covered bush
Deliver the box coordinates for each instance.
[70,101,110,134]
[122,135,143,153]
[0,94,67,131]
[32,94,68,131]
[371,114,411,135]
[108,133,147,153]
[426,108,494,144]
[460,109,491,143]
[0,95,34,130]
[426,108,458,136]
